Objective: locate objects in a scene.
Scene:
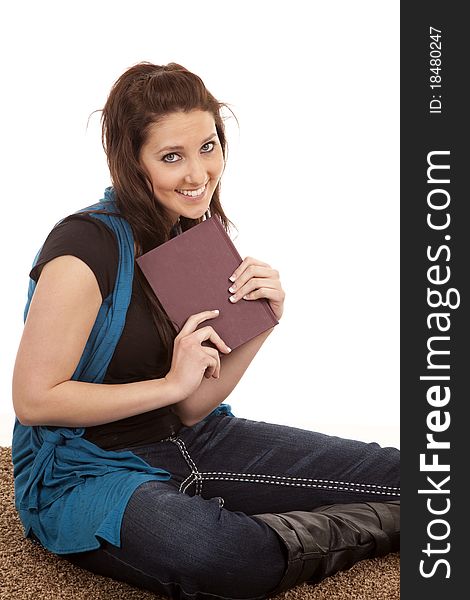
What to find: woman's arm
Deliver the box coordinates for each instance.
[12,255,182,427]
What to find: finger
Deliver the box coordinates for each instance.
[228,266,278,295]
[242,287,285,302]
[229,257,271,283]
[229,277,281,303]
[195,325,232,354]
[178,309,221,338]
[202,347,221,378]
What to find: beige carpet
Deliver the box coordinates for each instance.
[0,446,399,599]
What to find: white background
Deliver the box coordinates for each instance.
[0,1,399,448]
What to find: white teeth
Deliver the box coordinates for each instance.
[176,184,206,197]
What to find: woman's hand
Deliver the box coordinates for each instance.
[165,310,232,400]
[227,257,285,321]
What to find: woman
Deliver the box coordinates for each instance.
[11,62,399,599]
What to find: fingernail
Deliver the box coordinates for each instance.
[226,346,232,352]
[213,309,219,313]
[229,275,236,282]
[228,286,235,293]
[229,295,236,303]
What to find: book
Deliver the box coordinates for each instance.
[136,216,279,351]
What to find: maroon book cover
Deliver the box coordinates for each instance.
[136,216,279,350]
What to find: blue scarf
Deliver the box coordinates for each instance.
[12,188,231,554]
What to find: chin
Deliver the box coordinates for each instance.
[181,207,210,221]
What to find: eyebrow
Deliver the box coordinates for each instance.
[156,133,218,155]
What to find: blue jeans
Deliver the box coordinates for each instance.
[60,415,400,599]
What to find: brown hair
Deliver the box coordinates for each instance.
[88,61,236,379]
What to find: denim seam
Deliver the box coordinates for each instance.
[200,472,400,491]
[170,437,203,496]
[180,471,194,490]
[199,472,400,496]
[180,472,198,494]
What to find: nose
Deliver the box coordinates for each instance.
[183,156,208,187]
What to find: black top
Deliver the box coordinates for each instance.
[29,213,182,450]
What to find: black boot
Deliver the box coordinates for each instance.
[253,501,399,595]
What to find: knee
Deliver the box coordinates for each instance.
[180,510,286,597]
[122,486,287,597]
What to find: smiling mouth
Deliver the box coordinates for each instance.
[175,183,207,198]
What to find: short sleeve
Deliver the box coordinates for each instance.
[29,214,119,301]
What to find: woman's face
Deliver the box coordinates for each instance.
[139,109,225,223]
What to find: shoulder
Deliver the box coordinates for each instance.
[30,213,120,301]
[51,212,119,245]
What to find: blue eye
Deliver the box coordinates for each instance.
[201,141,215,152]
[162,153,180,163]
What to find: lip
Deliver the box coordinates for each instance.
[175,183,208,201]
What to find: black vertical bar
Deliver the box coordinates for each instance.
[401,2,468,598]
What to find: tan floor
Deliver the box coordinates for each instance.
[0,447,399,599]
